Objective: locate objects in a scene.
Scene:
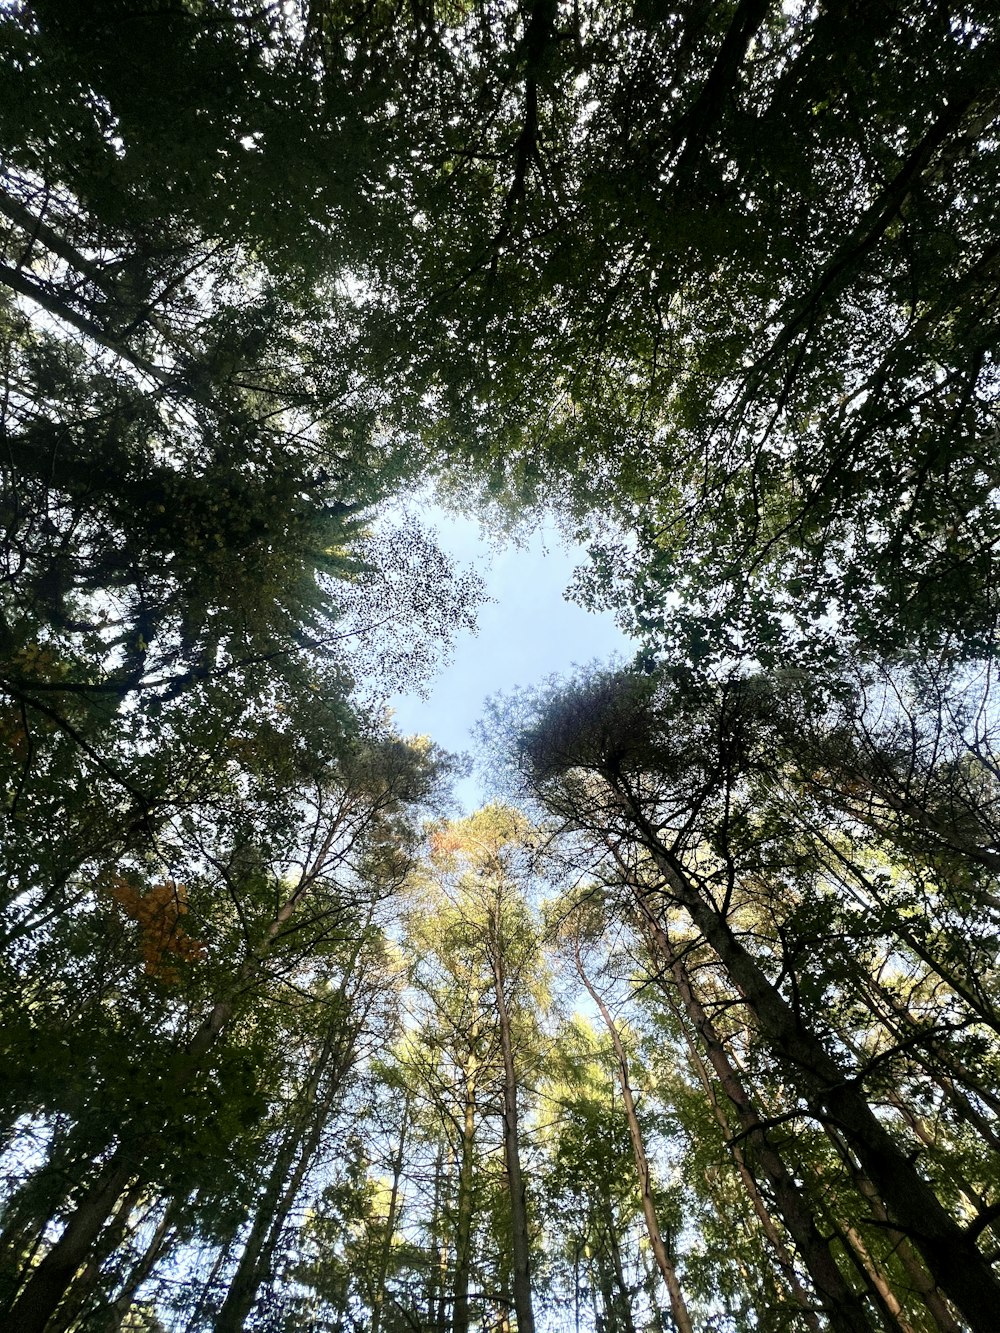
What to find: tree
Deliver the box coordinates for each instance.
[553,897,694,1333]
[424,807,546,1333]
[212,927,392,1333]
[514,665,1000,1330]
[3,725,442,1332]
[328,0,1000,664]
[401,886,505,1333]
[535,1019,646,1333]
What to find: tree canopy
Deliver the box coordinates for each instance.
[2,2,999,1331]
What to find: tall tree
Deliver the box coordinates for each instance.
[555,898,695,1333]
[425,807,546,1333]
[3,727,442,1332]
[514,666,1000,1331]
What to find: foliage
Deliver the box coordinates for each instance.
[3,3,1000,1331]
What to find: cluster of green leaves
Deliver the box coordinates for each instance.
[313,0,999,665]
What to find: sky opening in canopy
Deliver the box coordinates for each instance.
[388,506,632,809]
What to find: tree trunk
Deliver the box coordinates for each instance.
[47,1179,146,1333]
[823,1126,964,1333]
[886,1093,993,1230]
[665,977,823,1332]
[490,933,535,1333]
[5,1146,139,1333]
[573,943,694,1333]
[371,1096,411,1333]
[5,830,343,1333]
[639,906,874,1333]
[0,1127,95,1310]
[807,829,1000,1038]
[4,987,243,1333]
[212,1120,306,1333]
[835,1214,918,1333]
[453,1054,478,1333]
[857,973,1000,1135]
[214,1026,357,1333]
[604,1207,637,1333]
[431,1145,451,1333]
[622,805,1000,1332]
[184,1233,236,1333]
[102,1201,177,1333]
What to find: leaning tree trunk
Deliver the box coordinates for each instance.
[822,1125,964,1333]
[214,1020,359,1333]
[857,968,1000,1140]
[4,1144,141,1333]
[47,1179,146,1333]
[6,833,338,1333]
[5,983,243,1333]
[573,942,694,1333]
[639,906,874,1333]
[830,1211,917,1333]
[618,794,1000,1333]
[181,1231,236,1333]
[0,1125,100,1313]
[212,1119,310,1333]
[217,908,386,1333]
[664,978,823,1332]
[103,1199,178,1333]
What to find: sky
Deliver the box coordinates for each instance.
[388,509,632,810]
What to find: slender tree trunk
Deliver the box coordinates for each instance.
[102,1202,176,1333]
[604,1207,637,1333]
[0,1203,54,1312]
[4,1146,139,1333]
[809,828,1000,1038]
[619,799,1000,1332]
[637,1243,661,1332]
[371,1097,411,1333]
[586,1252,602,1332]
[454,1056,478,1333]
[573,943,694,1333]
[184,1235,237,1333]
[0,1126,95,1309]
[250,1058,354,1301]
[490,933,535,1333]
[824,1206,918,1333]
[672,997,822,1331]
[815,753,1000,885]
[639,907,873,1333]
[700,1165,785,1323]
[496,1267,513,1333]
[573,1243,582,1333]
[432,1145,451,1333]
[823,1127,964,1333]
[886,1093,993,1227]
[0,1213,46,1313]
[595,1245,619,1333]
[47,1179,146,1333]
[6,831,342,1333]
[212,1120,305,1333]
[5,987,244,1333]
[214,1029,356,1333]
[857,974,1000,1134]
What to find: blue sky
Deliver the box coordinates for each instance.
[389,510,632,809]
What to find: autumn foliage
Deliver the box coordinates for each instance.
[104,876,206,983]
